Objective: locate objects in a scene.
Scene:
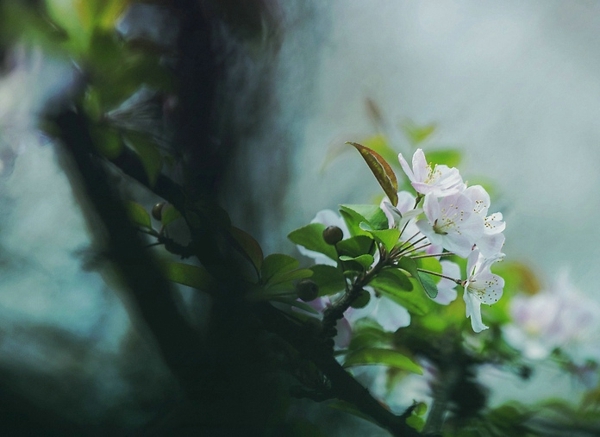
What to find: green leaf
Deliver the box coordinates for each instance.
[348,321,392,351]
[288,223,338,262]
[398,257,438,298]
[336,235,375,258]
[380,278,432,316]
[401,120,436,146]
[90,125,123,159]
[367,228,400,252]
[124,132,163,186]
[267,297,319,315]
[125,201,152,230]
[361,134,399,169]
[426,149,462,168]
[347,142,399,206]
[371,268,413,293]
[343,348,423,374]
[309,265,346,296]
[161,204,182,227]
[418,272,439,299]
[230,226,264,273]
[339,254,374,270]
[162,262,215,292]
[339,204,388,234]
[265,268,313,288]
[260,254,299,283]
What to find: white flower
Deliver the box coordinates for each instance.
[504,270,600,364]
[463,250,504,333]
[434,260,460,305]
[380,192,443,256]
[464,185,505,257]
[297,209,349,266]
[416,192,484,258]
[346,289,411,333]
[398,148,465,197]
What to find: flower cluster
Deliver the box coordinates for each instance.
[296,148,506,336]
[388,148,506,332]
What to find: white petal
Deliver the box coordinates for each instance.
[464,185,491,216]
[463,290,489,333]
[411,149,428,182]
[398,152,415,182]
[371,297,411,332]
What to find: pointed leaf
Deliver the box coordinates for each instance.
[163,262,215,292]
[398,257,438,298]
[348,142,399,206]
[378,278,432,316]
[288,223,338,262]
[125,132,163,186]
[336,235,375,258]
[339,254,374,270]
[367,228,400,252]
[309,265,346,296]
[265,268,313,288]
[161,204,182,227]
[125,201,152,230]
[340,204,388,232]
[268,297,319,315]
[401,120,436,146]
[371,268,413,293]
[230,226,264,272]
[361,134,398,168]
[426,149,462,168]
[418,272,439,299]
[343,348,423,374]
[261,253,298,283]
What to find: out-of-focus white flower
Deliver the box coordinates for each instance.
[398,148,465,197]
[504,270,600,364]
[0,45,74,176]
[346,288,411,333]
[296,209,349,266]
[463,250,505,333]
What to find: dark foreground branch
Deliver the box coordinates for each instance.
[109,143,421,436]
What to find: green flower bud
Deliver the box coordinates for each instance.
[322,226,343,245]
[152,202,166,221]
[296,279,319,302]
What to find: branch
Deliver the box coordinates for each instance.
[54,110,209,393]
[103,122,422,435]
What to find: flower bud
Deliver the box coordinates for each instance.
[152,202,166,221]
[350,288,371,309]
[322,226,343,245]
[296,279,319,302]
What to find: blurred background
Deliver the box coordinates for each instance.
[2,0,600,433]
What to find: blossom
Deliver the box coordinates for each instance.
[434,260,460,305]
[416,192,484,257]
[464,185,506,257]
[503,270,600,364]
[297,209,349,266]
[398,148,465,197]
[463,250,504,332]
[380,191,442,255]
